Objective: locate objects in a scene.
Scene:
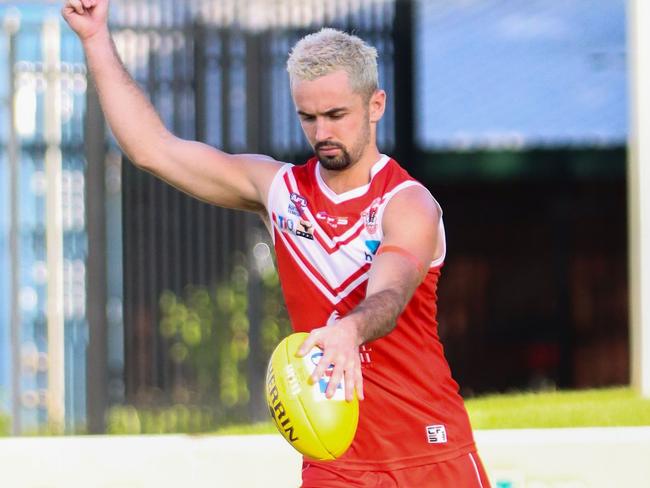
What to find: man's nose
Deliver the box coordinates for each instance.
[315,118,333,142]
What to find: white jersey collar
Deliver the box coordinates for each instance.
[315,154,390,204]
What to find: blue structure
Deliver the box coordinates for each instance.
[0,3,93,432]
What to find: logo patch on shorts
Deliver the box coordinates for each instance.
[426,424,447,444]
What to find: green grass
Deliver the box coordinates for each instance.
[212,387,650,435]
[465,387,650,429]
[212,421,279,436]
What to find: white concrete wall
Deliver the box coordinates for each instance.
[0,428,648,488]
[475,427,650,488]
[0,434,302,488]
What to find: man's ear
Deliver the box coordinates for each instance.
[369,89,386,123]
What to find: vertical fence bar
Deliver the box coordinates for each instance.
[193,16,209,299]
[244,31,267,421]
[85,72,108,434]
[219,27,232,277]
[194,21,207,144]
[5,9,21,436]
[146,31,162,395]
[392,0,414,168]
[43,16,66,434]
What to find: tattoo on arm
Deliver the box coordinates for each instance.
[347,288,406,344]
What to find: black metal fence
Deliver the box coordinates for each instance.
[93,0,631,433]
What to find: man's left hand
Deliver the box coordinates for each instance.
[296,320,364,402]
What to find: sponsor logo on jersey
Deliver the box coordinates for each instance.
[316,211,349,228]
[276,214,295,233]
[365,240,380,254]
[287,193,308,218]
[290,192,308,208]
[425,424,447,444]
[361,197,381,234]
[364,240,381,263]
[296,219,314,240]
[276,215,314,240]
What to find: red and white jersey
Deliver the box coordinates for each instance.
[266,155,476,470]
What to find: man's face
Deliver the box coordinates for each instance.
[291,70,373,171]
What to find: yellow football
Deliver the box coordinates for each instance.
[266,332,359,460]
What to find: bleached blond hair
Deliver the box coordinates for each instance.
[287,28,378,100]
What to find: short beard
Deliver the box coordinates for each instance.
[314,122,369,172]
[315,142,352,171]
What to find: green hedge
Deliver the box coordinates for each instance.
[0,412,9,436]
[106,405,220,435]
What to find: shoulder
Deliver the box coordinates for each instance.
[378,157,438,209]
[233,153,286,170]
[383,184,440,223]
[381,184,441,247]
[375,157,425,194]
[227,154,289,213]
[378,182,442,272]
[230,153,286,177]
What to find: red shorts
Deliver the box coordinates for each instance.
[301,452,491,488]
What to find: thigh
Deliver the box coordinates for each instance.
[302,452,491,488]
[391,452,491,488]
[301,462,385,488]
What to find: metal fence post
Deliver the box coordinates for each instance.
[5,8,21,437]
[392,0,415,169]
[43,15,65,434]
[245,30,269,422]
[85,72,109,434]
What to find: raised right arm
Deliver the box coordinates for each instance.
[62,0,280,212]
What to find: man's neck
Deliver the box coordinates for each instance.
[318,148,383,195]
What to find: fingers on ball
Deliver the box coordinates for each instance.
[326,368,344,398]
[311,360,328,383]
[344,373,355,401]
[355,371,364,400]
[299,330,319,356]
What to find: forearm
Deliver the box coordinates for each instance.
[83,28,169,168]
[346,288,406,344]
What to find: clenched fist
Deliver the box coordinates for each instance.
[61,0,109,42]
